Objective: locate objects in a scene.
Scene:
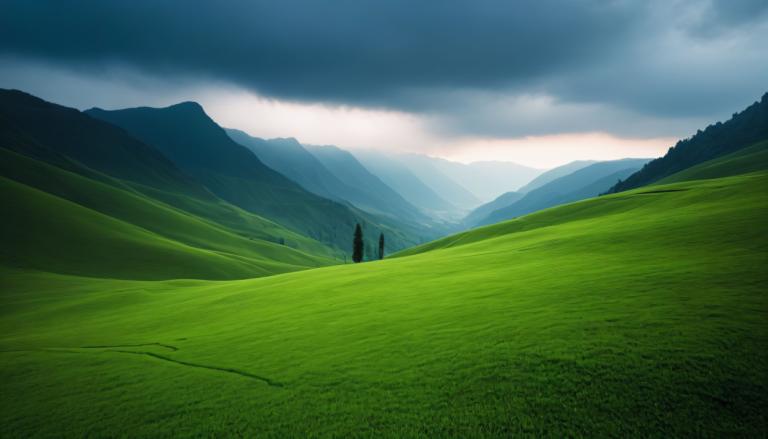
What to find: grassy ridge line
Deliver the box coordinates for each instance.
[1,146,341,263]
[1,147,338,279]
[0,176,328,280]
[1,171,766,435]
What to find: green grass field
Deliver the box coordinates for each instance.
[1,143,766,436]
[1,147,339,280]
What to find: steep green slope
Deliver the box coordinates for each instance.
[2,169,765,436]
[0,149,334,279]
[88,104,426,254]
[478,158,649,226]
[609,92,768,193]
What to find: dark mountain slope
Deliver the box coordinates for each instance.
[225,130,348,201]
[0,89,208,198]
[609,92,768,193]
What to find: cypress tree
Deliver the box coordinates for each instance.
[352,223,364,263]
[378,233,385,260]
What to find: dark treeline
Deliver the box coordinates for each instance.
[609,92,768,193]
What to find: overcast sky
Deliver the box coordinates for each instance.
[1,0,766,167]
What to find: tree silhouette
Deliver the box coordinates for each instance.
[352,223,364,263]
[378,233,385,260]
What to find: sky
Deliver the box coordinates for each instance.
[1,0,766,168]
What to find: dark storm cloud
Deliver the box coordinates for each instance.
[1,0,766,133]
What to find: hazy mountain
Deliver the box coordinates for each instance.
[518,160,597,193]
[225,129,351,201]
[463,191,525,227]
[609,92,768,193]
[480,158,651,226]
[430,159,542,201]
[305,144,427,222]
[395,153,482,210]
[86,103,427,253]
[352,149,459,217]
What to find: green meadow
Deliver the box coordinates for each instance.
[2,146,766,436]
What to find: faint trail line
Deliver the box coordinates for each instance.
[0,345,283,388]
[108,349,284,387]
[80,342,178,351]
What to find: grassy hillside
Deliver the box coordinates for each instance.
[0,148,336,280]
[2,165,765,435]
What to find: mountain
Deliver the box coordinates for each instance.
[609,92,768,193]
[225,130,348,201]
[395,153,482,210]
[226,129,426,223]
[0,89,208,198]
[429,159,542,201]
[0,90,339,279]
[87,103,425,254]
[479,158,650,225]
[462,191,524,227]
[352,149,459,217]
[463,161,597,227]
[517,160,597,193]
[304,144,427,222]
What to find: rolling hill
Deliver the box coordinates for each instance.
[478,158,650,226]
[2,143,765,436]
[0,146,336,280]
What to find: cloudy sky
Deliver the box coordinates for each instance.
[1,0,766,168]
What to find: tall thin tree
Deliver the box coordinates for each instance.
[378,233,385,260]
[352,223,364,263]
